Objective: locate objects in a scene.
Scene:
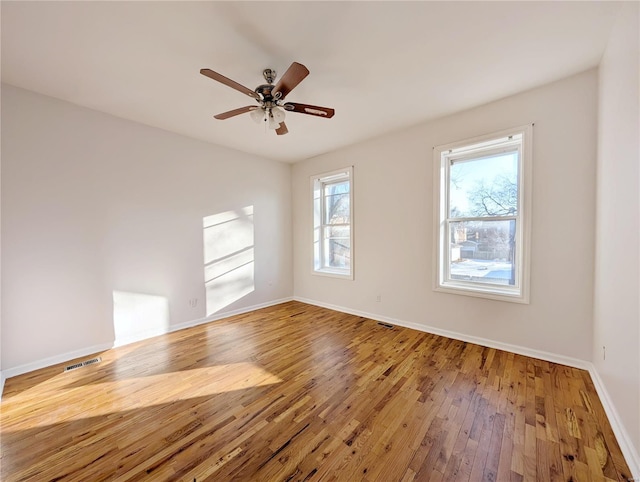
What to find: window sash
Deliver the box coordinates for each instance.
[444,218,520,289]
[446,146,521,219]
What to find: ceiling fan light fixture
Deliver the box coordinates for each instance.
[271,106,286,124]
[267,111,281,130]
[250,108,265,124]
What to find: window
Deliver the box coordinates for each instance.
[312,167,353,279]
[434,126,532,303]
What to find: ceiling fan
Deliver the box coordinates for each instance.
[200,62,335,136]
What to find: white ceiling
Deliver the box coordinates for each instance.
[1,1,620,163]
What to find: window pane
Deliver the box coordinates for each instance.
[323,180,349,196]
[324,188,350,224]
[449,152,518,218]
[449,219,516,286]
[323,237,351,269]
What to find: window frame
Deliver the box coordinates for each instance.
[433,125,532,303]
[311,166,354,280]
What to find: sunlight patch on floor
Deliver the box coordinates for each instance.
[2,362,282,431]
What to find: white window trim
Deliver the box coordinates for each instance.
[433,125,532,303]
[311,166,354,280]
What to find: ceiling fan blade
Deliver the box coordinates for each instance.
[214,106,257,120]
[283,102,335,118]
[275,122,288,135]
[200,68,260,99]
[273,62,309,100]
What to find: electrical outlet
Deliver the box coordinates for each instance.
[602,345,606,361]
[188,298,198,308]
[376,295,382,302]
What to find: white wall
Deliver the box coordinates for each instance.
[293,70,598,362]
[594,1,640,471]
[1,85,293,372]
[0,98,3,391]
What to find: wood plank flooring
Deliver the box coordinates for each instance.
[0,301,633,481]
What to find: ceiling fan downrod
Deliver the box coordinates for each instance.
[262,68,276,84]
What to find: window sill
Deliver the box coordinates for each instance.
[435,283,529,304]
[312,268,353,280]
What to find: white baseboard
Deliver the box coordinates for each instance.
[588,367,640,479]
[294,296,639,479]
[114,297,296,347]
[112,328,169,348]
[1,297,294,384]
[167,297,294,334]
[0,371,6,400]
[294,296,590,369]
[2,342,114,380]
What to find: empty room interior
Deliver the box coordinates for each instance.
[1,1,639,481]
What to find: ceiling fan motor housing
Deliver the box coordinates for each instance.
[255,84,275,103]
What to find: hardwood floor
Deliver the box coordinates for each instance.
[1,301,632,481]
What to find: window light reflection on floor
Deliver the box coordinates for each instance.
[4,363,282,431]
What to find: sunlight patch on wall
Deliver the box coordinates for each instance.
[113,291,170,347]
[5,363,282,429]
[203,206,255,315]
